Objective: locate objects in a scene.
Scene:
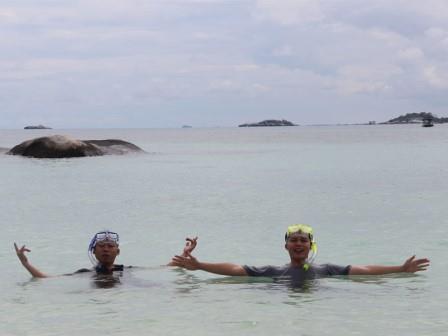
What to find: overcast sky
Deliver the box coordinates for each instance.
[1,0,448,128]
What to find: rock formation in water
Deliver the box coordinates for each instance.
[6,135,143,158]
[238,119,297,127]
[85,139,144,155]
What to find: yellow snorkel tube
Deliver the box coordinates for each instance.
[285,224,318,270]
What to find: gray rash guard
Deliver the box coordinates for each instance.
[243,263,351,282]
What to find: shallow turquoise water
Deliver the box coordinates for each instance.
[1,125,447,335]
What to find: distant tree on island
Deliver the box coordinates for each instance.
[384,112,448,124]
[24,125,52,129]
[239,119,297,127]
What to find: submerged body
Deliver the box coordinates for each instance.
[243,263,350,287]
[243,263,350,279]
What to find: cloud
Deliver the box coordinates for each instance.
[2,0,448,127]
[397,47,424,62]
[331,64,400,95]
[424,65,448,89]
[254,0,324,25]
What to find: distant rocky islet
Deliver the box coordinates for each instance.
[238,113,448,128]
[239,119,297,127]
[24,125,52,129]
[382,112,448,124]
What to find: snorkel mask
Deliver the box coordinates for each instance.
[88,230,120,265]
[285,224,318,270]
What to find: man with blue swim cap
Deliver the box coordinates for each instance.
[14,230,197,278]
[14,230,124,277]
[170,224,430,282]
[81,230,123,274]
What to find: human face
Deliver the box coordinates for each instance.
[93,240,120,265]
[285,233,311,266]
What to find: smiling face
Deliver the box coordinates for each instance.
[93,240,120,266]
[285,232,312,266]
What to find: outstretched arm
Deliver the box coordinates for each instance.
[349,255,430,275]
[14,243,49,278]
[170,252,248,276]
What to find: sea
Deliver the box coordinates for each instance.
[1,125,447,336]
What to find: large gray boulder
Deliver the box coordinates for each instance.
[85,139,143,155]
[6,135,143,158]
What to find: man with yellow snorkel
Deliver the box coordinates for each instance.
[170,224,430,280]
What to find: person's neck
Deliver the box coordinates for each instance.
[98,262,114,271]
[290,258,306,268]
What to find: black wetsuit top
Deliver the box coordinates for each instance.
[74,264,126,275]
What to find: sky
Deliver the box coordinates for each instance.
[1,0,448,128]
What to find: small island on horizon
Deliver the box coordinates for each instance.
[24,125,52,129]
[239,119,297,127]
[238,112,448,128]
[381,112,448,124]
